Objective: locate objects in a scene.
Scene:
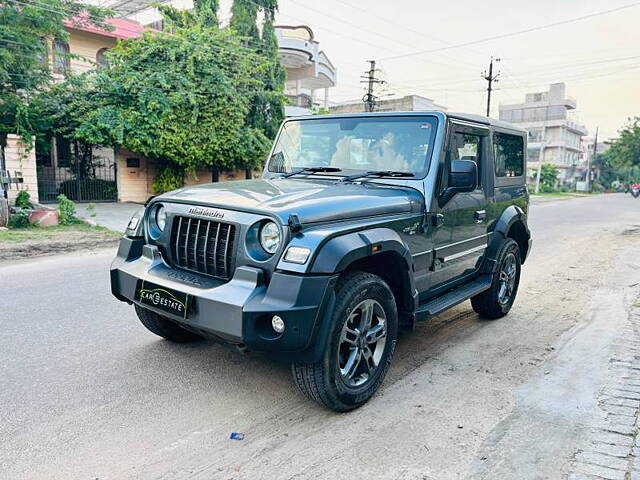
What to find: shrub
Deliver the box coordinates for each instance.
[58,178,117,201]
[8,211,30,228]
[86,202,97,218]
[15,191,32,209]
[57,194,77,225]
[153,166,184,194]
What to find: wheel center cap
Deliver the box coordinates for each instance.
[358,336,366,349]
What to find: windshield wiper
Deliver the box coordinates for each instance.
[281,167,342,178]
[341,170,415,182]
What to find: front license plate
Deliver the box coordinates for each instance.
[136,280,190,319]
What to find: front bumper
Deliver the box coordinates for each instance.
[111,237,337,361]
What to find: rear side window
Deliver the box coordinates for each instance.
[493,133,524,177]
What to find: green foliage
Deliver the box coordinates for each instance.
[539,163,560,192]
[0,0,112,144]
[605,117,640,169]
[15,191,32,209]
[86,202,96,218]
[57,194,77,225]
[69,27,272,172]
[231,0,286,145]
[8,211,30,228]
[153,165,184,194]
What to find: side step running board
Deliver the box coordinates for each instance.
[415,275,493,321]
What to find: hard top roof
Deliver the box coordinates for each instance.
[287,110,526,134]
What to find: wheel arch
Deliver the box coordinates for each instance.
[309,228,418,326]
[485,205,531,272]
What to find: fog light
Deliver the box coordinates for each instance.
[272,315,285,333]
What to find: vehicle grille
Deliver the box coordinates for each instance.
[171,216,236,280]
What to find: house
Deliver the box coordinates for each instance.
[37,17,145,203]
[37,15,338,203]
[328,94,447,114]
[499,83,589,186]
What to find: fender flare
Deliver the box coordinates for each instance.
[309,227,418,318]
[483,205,531,273]
[309,227,411,274]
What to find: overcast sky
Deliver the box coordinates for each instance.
[215,0,640,140]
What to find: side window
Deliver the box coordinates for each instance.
[450,132,482,186]
[493,133,524,177]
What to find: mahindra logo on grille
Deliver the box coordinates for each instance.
[187,207,225,219]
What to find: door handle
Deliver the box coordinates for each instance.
[474,210,486,223]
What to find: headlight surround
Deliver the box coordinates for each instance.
[155,204,167,231]
[259,221,281,254]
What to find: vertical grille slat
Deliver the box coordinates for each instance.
[171,215,236,280]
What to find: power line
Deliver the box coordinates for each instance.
[380,1,640,61]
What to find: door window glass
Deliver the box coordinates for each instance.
[450,132,482,186]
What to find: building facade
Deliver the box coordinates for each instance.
[499,83,588,186]
[328,94,446,114]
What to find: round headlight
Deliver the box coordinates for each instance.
[155,205,167,231]
[259,221,281,254]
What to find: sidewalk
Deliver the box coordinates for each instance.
[471,238,640,479]
[75,202,142,233]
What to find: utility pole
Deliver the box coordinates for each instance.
[586,126,598,192]
[482,57,500,117]
[361,60,385,112]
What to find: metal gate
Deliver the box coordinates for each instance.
[37,142,118,203]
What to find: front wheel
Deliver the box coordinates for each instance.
[471,238,521,319]
[292,272,398,412]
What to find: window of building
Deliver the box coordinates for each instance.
[527,147,540,163]
[528,128,544,142]
[53,41,70,75]
[493,133,524,177]
[96,48,109,70]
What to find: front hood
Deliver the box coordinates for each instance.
[157,178,424,224]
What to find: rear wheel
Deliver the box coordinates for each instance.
[292,272,398,412]
[134,305,203,343]
[471,238,521,319]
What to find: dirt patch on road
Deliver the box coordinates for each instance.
[0,225,121,261]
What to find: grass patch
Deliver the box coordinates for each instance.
[0,222,121,243]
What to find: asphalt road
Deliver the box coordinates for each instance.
[1,194,640,480]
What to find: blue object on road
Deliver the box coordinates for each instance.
[229,432,245,440]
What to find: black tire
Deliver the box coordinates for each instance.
[134,305,203,343]
[471,238,521,319]
[292,272,398,412]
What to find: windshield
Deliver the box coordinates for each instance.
[268,116,438,177]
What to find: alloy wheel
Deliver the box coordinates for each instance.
[338,299,387,387]
[497,252,517,305]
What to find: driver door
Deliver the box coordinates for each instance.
[429,122,490,292]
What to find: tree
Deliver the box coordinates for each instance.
[605,117,640,169]
[230,0,285,165]
[67,26,271,174]
[539,163,560,192]
[0,0,111,147]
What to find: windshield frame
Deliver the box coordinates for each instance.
[265,114,441,181]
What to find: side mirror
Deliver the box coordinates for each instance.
[449,159,478,192]
[439,159,478,206]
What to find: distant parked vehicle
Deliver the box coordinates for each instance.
[631,183,640,198]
